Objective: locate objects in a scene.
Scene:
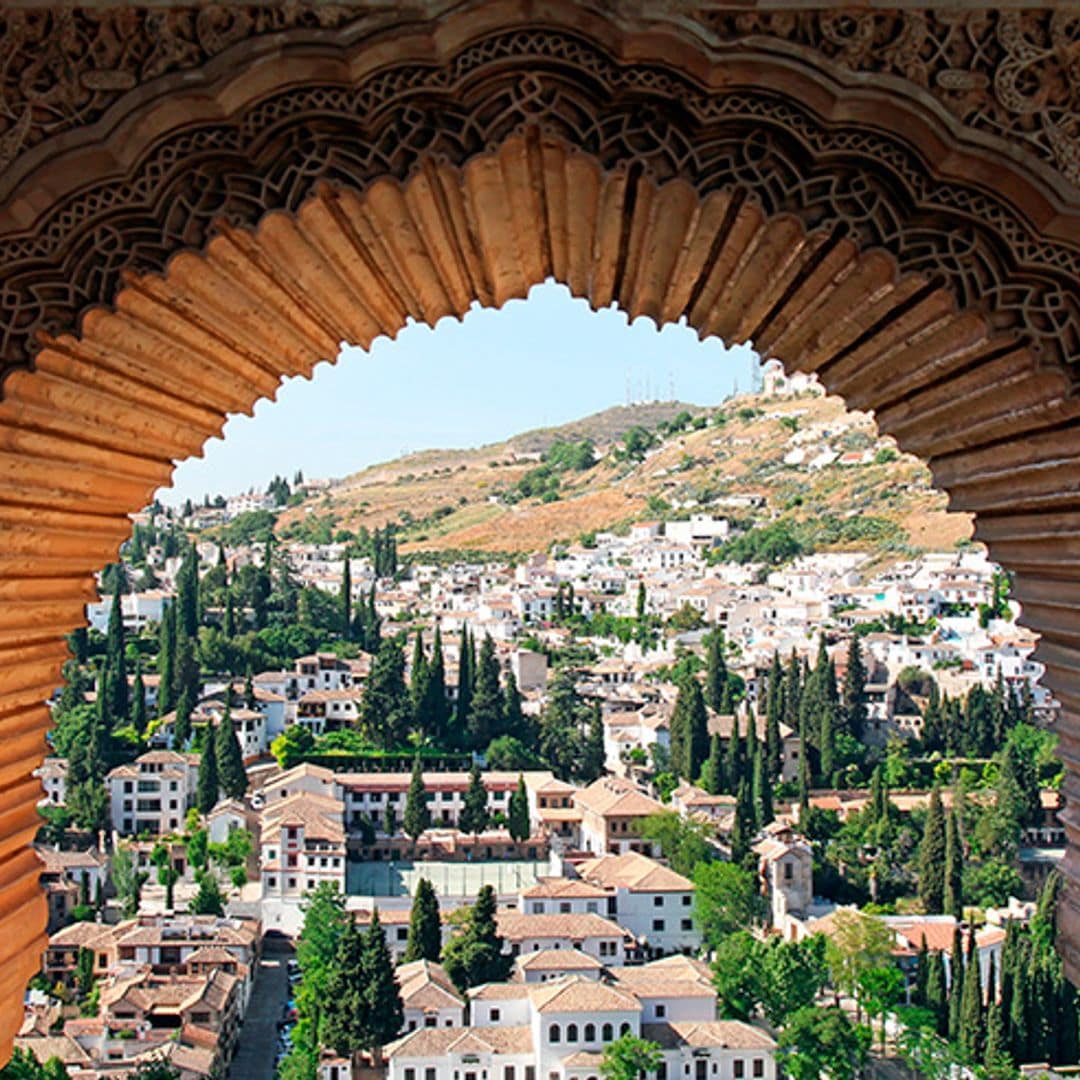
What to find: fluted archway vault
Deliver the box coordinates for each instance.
[1,0,1080,1058]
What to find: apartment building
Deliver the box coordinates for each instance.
[106,751,199,836]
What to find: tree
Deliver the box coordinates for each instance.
[0,1048,75,1079]
[452,626,474,748]
[468,634,504,749]
[925,948,949,1037]
[110,845,148,918]
[105,575,128,720]
[157,861,180,909]
[442,885,512,992]
[459,762,489,835]
[215,703,248,800]
[669,676,709,781]
[321,914,368,1060]
[404,878,442,962]
[190,870,226,916]
[196,725,219,814]
[359,635,411,749]
[948,927,964,1043]
[599,1035,662,1080]
[757,935,830,1027]
[778,1007,870,1080]
[131,657,147,734]
[711,931,763,1020]
[700,734,724,796]
[858,965,905,1052]
[361,910,405,1055]
[272,724,315,769]
[507,775,531,842]
[958,930,985,1062]
[705,630,728,711]
[295,883,347,1046]
[487,735,541,772]
[579,703,606,783]
[944,803,964,920]
[402,755,430,840]
[692,861,765,949]
[841,635,867,739]
[919,783,947,914]
[638,811,714,877]
[825,909,894,1023]
[340,556,352,638]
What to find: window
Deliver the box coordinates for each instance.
[268,876,277,888]
[734,1063,744,1080]
[752,1062,763,1078]
[549,1025,561,1044]
[584,1024,595,1042]
[653,919,665,931]
[406,1070,416,1080]
[657,1066,666,1080]
[427,1070,437,1080]
[602,1024,613,1042]
[567,1024,578,1042]
[560,902,571,914]
[681,919,692,931]
[655,1005,666,1018]
[525,1069,535,1080]
[504,1069,514,1080]
[534,902,544,914]
[654,895,663,907]
[784,863,793,881]
[619,1023,631,1037]
[682,895,691,906]
[490,1009,501,1023]
[424,1017,436,1028]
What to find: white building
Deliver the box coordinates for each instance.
[575,852,700,957]
[380,971,776,1080]
[106,751,199,836]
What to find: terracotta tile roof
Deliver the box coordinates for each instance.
[397,960,464,1010]
[642,1020,776,1051]
[576,851,692,893]
[520,878,607,900]
[496,912,625,941]
[387,1025,533,1058]
[516,948,603,972]
[575,777,663,819]
[529,977,640,1014]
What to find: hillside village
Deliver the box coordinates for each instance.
[16,372,1076,1080]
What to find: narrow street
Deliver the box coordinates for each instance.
[229,934,293,1080]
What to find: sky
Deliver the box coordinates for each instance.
[161,281,760,506]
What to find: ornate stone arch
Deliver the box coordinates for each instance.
[0,2,1078,1057]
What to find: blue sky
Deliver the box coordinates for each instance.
[161,281,759,505]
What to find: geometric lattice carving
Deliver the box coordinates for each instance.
[0,15,1079,388]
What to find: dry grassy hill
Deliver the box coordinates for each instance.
[279,392,973,559]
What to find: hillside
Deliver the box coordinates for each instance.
[278,392,973,559]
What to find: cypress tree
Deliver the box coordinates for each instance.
[912,938,929,1007]
[224,592,236,639]
[944,803,964,920]
[508,775,530,842]
[925,947,948,1036]
[340,556,352,637]
[765,651,784,780]
[322,914,368,1059]
[752,742,772,828]
[948,927,965,1042]
[502,667,532,749]
[705,631,728,712]
[578,703,606,783]
[442,885,511,993]
[177,544,199,639]
[459,762,489,835]
[244,670,256,711]
[452,626,473,748]
[959,930,985,1061]
[468,634,504,749]
[730,778,754,865]
[131,658,147,734]
[918,783,947,914]
[424,624,451,745]
[158,604,177,717]
[841,635,867,739]
[671,677,709,781]
[404,878,442,962]
[196,724,219,815]
[985,1000,1012,1078]
[403,755,430,840]
[215,701,248,800]
[700,734,724,796]
[724,716,744,796]
[359,635,411,750]
[409,632,429,726]
[105,576,128,719]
